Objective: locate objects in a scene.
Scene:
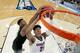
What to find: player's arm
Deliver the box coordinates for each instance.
[28,11,40,25]
[21,14,40,43]
[42,32,48,39]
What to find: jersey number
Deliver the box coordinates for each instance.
[40,46,44,52]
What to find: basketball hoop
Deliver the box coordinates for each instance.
[39,6,80,44]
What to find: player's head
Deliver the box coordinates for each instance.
[33,25,41,37]
[17,19,26,28]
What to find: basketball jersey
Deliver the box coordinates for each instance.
[30,36,45,53]
[12,29,26,50]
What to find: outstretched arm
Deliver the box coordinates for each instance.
[42,32,48,39]
[24,16,40,43]
[20,9,41,36]
[20,11,40,43]
[20,14,38,35]
[28,11,40,25]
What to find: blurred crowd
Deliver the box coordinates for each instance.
[60,0,80,10]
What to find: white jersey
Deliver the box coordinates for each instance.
[30,36,45,53]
